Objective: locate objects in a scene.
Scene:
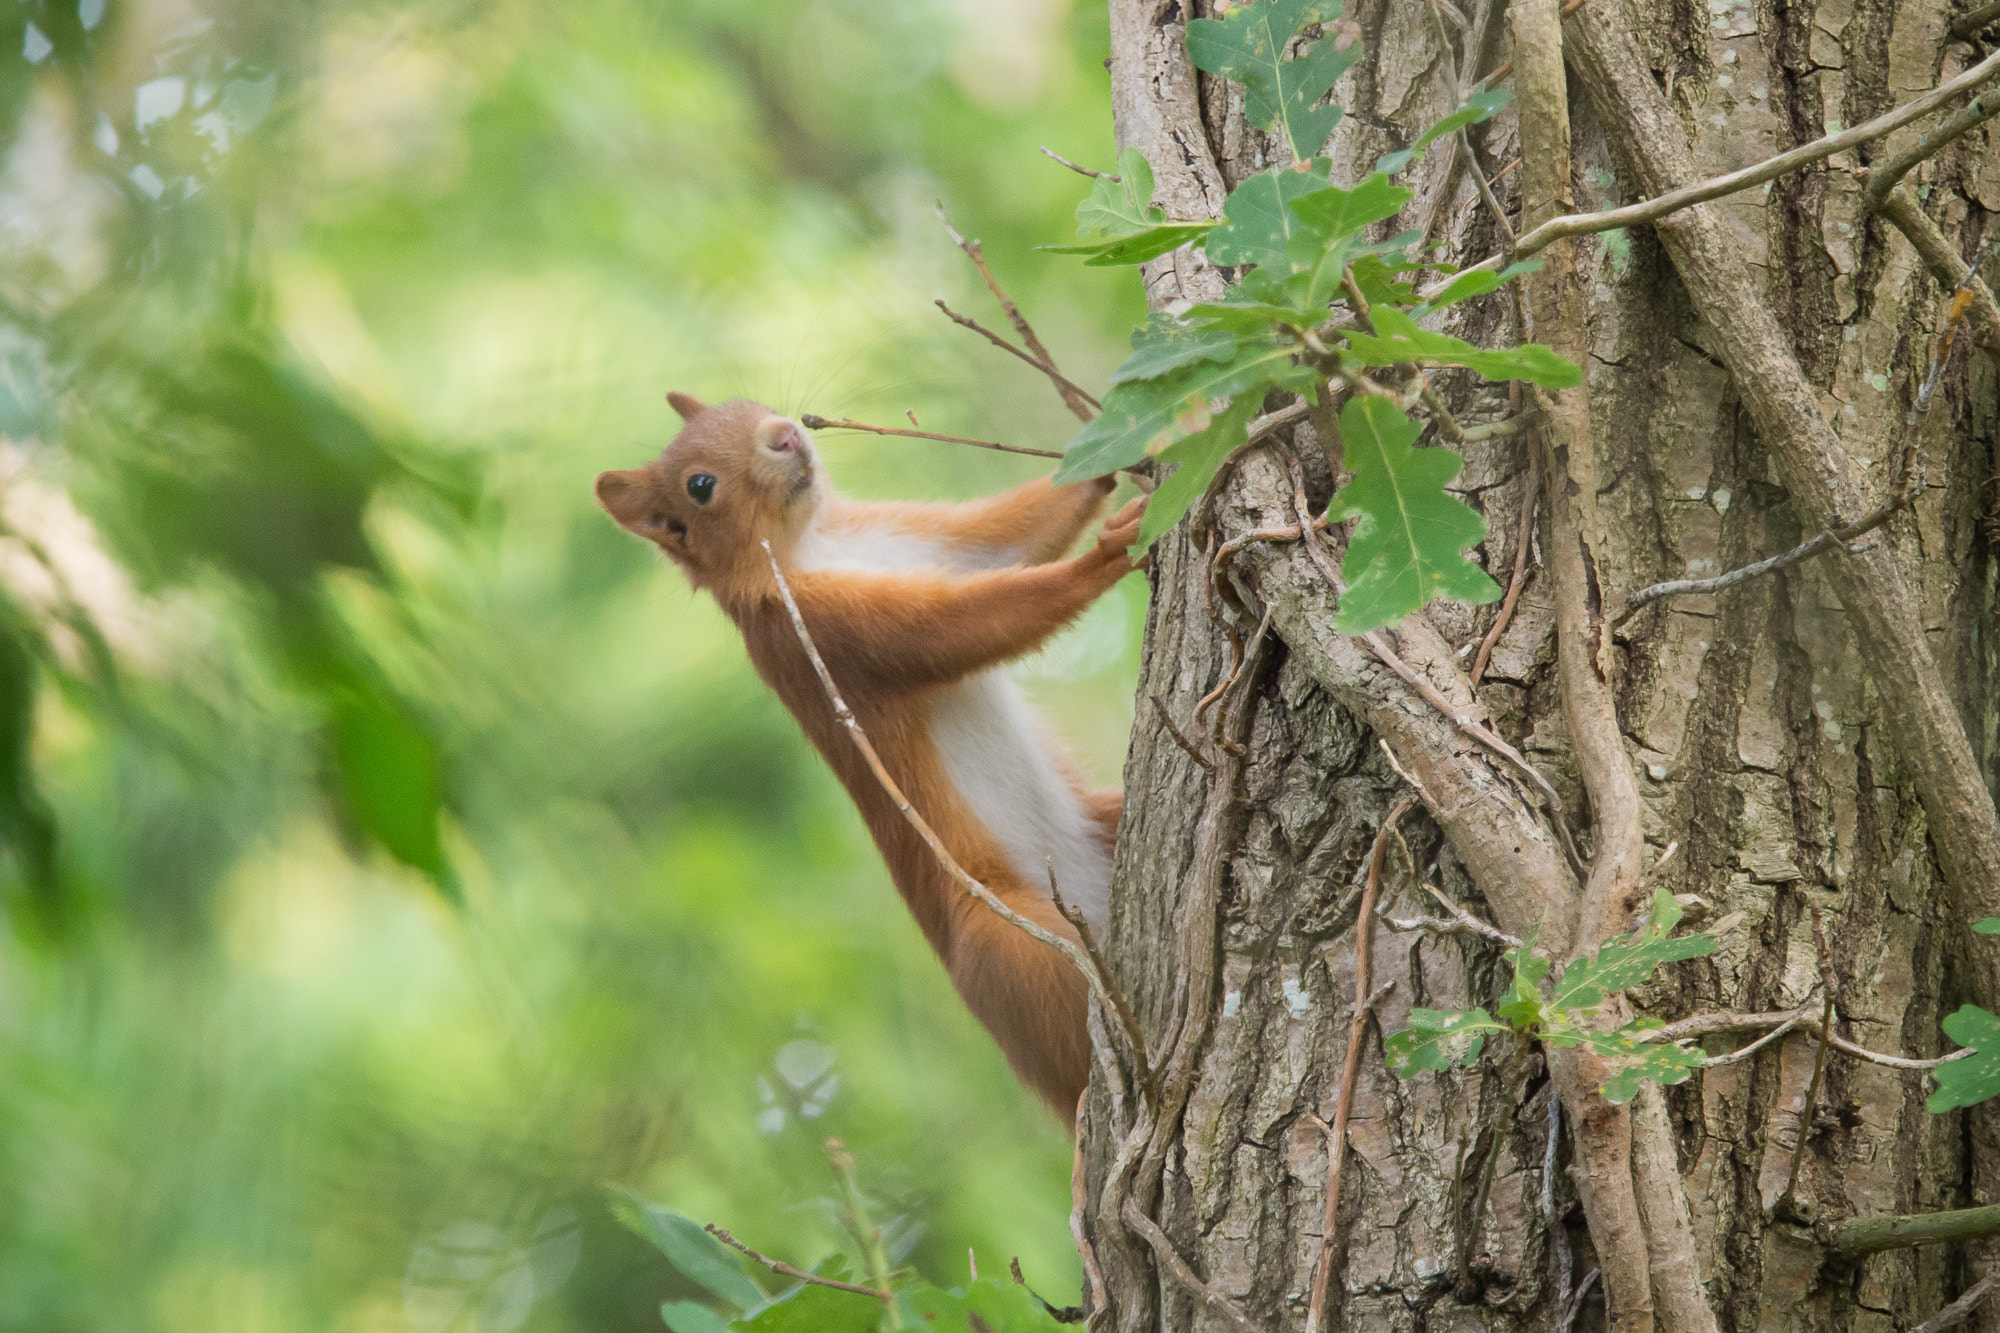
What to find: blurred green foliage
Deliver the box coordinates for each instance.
[0,1,1145,1328]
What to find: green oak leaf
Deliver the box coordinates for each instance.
[1039,223,1215,266]
[1287,173,1412,241]
[1205,161,1334,270]
[1110,315,1238,384]
[1375,88,1513,173]
[1975,918,2000,934]
[1076,147,1166,239]
[1414,259,1543,315]
[1597,1040,1706,1104]
[731,1260,882,1333]
[1551,888,1718,1013]
[1185,0,1360,162]
[1053,338,1317,483]
[607,1188,768,1315]
[661,1303,732,1333]
[1929,1006,2000,1112]
[1327,394,1501,633]
[1339,307,1583,387]
[1135,396,1261,553]
[903,1276,1069,1331]
[1385,1007,1506,1075]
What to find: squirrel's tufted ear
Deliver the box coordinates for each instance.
[666,391,708,421]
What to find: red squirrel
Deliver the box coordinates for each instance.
[595,393,1143,1118]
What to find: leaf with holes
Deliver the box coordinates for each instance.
[1052,338,1317,483]
[1385,1007,1507,1075]
[1552,889,1718,1012]
[1929,1006,2000,1112]
[1596,1038,1706,1104]
[1327,395,1500,633]
[1339,307,1583,387]
[1185,0,1360,162]
[1375,87,1514,173]
[1134,396,1260,553]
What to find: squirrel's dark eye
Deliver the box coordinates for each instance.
[686,473,716,504]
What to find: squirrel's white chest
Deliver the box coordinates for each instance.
[926,672,1111,935]
[792,518,1111,934]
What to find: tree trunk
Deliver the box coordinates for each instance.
[1080,0,2000,1329]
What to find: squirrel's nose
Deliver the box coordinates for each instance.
[764,422,807,455]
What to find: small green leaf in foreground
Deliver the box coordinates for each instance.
[608,1188,768,1314]
[1385,1007,1506,1075]
[1185,0,1360,163]
[1075,147,1166,239]
[1327,394,1501,634]
[1929,1005,2000,1112]
[1110,316,1238,385]
[1053,338,1316,484]
[1339,307,1583,387]
[1134,396,1259,553]
[1375,88,1513,174]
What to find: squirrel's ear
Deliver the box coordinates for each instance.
[666,391,708,421]
[594,469,648,528]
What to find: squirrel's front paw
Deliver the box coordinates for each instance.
[1093,496,1147,564]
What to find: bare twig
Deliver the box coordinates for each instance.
[1543,1096,1573,1322]
[936,206,1099,422]
[1305,799,1412,1333]
[1557,1268,1600,1333]
[1459,409,1542,441]
[933,299,1103,414]
[1864,85,2000,207]
[801,414,1062,459]
[1150,695,1214,772]
[1360,628,1589,879]
[1617,266,1970,625]
[1069,1136,1109,1323]
[1119,1198,1258,1333]
[1423,45,2000,298]
[759,542,1148,1096]
[1700,1007,1811,1067]
[1042,146,1117,180]
[1049,863,1155,1101]
[1471,446,1538,685]
[1378,738,1437,808]
[1954,0,2000,38]
[707,1225,892,1302]
[1910,1273,2000,1333]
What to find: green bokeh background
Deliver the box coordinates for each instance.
[0,1,1145,1327]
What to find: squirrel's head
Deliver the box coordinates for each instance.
[595,392,830,593]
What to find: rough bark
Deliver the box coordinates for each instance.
[1083,0,2000,1329]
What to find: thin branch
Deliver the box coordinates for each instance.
[1306,799,1412,1333]
[1557,1268,1600,1333]
[1068,1136,1109,1323]
[1827,1203,2000,1260]
[1460,409,1542,441]
[1864,84,2000,207]
[1422,45,2000,299]
[1471,446,1538,684]
[1042,146,1117,180]
[1871,191,2000,363]
[1543,1096,1573,1324]
[1954,0,2000,38]
[1517,47,2000,258]
[1049,863,1156,1102]
[1360,627,1589,879]
[936,206,1099,422]
[1910,1273,2000,1333]
[801,414,1063,459]
[759,542,1148,1098]
[1151,695,1215,772]
[1701,1008,1810,1067]
[1617,282,1969,625]
[1379,737,1438,809]
[933,300,1103,414]
[707,1226,892,1302]
[1119,1198,1258,1333]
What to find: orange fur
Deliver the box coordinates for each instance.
[596,394,1137,1118]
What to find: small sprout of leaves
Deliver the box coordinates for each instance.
[1385,890,1720,1104]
